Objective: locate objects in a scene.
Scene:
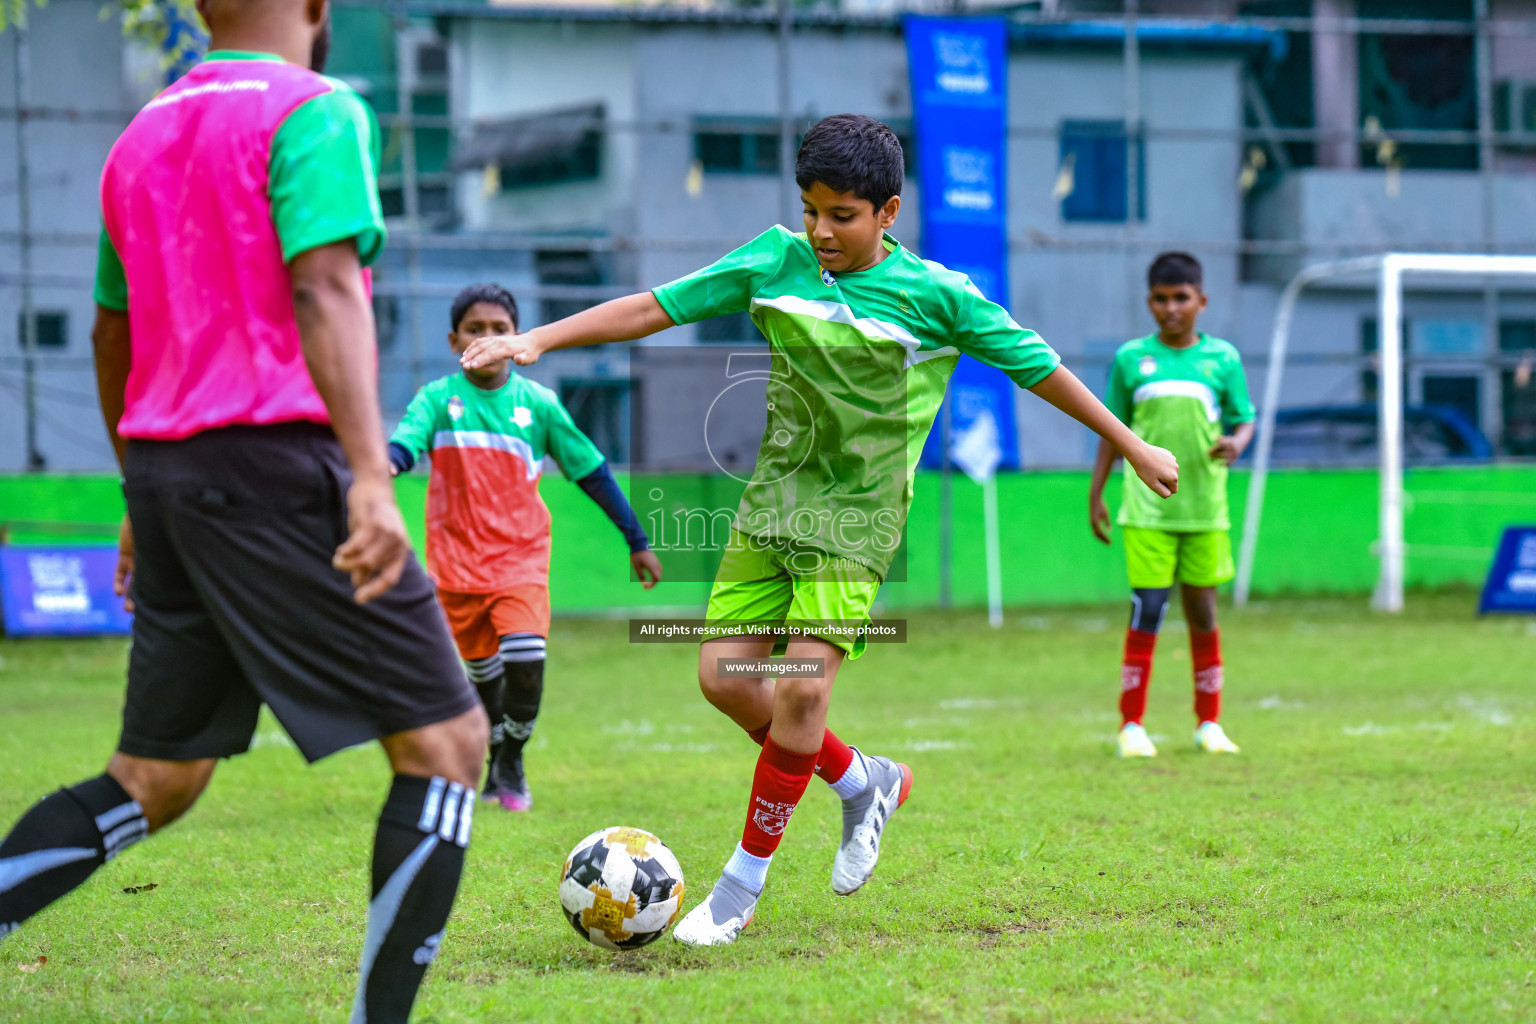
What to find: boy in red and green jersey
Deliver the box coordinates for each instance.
[389,284,663,811]
[1089,252,1256,758]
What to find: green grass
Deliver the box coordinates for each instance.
[2,593,1534,1023]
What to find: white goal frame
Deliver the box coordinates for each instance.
[1234,253,1536,613]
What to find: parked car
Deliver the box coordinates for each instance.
[1244,404,1494,466]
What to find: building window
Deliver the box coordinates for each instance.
[697,312,758,344]
[452,104,605,193]
[537,249,605,326]
[696,128,780,175]
[372,295,399,352]
[560,378,634,465]
[694,120,919,179]
[694,117,784,175]
[1059,120,1145,223]
[19,311,66,350]
[502,131,602,190]
[1499,320,1536,455]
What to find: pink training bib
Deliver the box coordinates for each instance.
[101,59,366,440]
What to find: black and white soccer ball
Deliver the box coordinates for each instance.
[559,826,686,950]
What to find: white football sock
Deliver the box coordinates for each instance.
[828,748,869,800]
[722,843,772,894]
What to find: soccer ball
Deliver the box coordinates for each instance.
[559,826,686,950]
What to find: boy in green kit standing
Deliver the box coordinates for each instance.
[1089,252,1255,758]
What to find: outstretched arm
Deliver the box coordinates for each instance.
[1028,365,1179,498]
[461,293,676,370]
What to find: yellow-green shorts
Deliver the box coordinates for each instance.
[703,530,882,660]
[1123,527,1234,589]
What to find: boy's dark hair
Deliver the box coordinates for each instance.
[450,283,519,332]
[1147,252,1203,291]
[794,114,904,211]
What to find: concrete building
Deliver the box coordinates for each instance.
[1,0,1534,471]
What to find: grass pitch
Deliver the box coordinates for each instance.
[1,593,1533,1023]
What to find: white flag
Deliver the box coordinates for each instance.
[950,409,1001,484]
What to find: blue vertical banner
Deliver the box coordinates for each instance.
[905,16,1021,469]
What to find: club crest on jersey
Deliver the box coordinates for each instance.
[511,406,533,428]
[447,395,464,421]
[820,268,836,287]
[1138,356,1158,377]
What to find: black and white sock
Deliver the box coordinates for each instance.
[351,775,474,1024]
[497,634,546,769]
[0,774,148,940]
[464,655,506,762]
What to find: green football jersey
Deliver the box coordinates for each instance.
[653,225,1060,578]
[1104,333,1255,532]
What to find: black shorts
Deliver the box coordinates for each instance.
[119,423,478,763]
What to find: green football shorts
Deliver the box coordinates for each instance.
[704,530,882,659]
[1123,526,1235,589]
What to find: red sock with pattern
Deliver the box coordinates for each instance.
[1191,628,1223,724]
[1120,629,1158,727]
[743,724,856,786]
[740,736,818,858]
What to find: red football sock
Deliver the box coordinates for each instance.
[812,729,854,784]
[742,723,854,784]
[1191,628,1223,724]
[740,736,818,858]
[1120,628,1158,726]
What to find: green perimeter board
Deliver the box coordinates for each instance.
[1,466,1532,611]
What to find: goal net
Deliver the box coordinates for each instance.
[1234,253,1536,612]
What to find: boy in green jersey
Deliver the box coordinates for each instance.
[1089,252,1255,759]
[463,114,1180,945]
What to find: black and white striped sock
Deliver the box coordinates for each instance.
[463,655,505,747]
[0,774,148,939]
[351,775,473,1024]
[497,634,546,766]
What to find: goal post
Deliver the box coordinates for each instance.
[1235,253,1536,613]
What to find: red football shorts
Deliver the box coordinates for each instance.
[437,585,551,660]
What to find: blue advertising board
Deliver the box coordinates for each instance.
[906,15,1022,470]
[1479,526,1536,615]
[0,545,134,636]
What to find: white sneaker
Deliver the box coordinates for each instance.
[831,752,913,896]
[1194,721,1240,754]
[1117,723,1158,758]
[672,872,758,947]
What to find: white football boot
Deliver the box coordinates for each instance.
[831,751,913,896]
[1117,723,1158,758]
[1195,721,1240,754]
[672,872,758,947]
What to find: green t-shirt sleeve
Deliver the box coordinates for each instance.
[950,280,1061,389]
[269,84,387,267]
[651,227,790,325]
[390,385,439,458]
[1220,348,1256,427]
[94,228,129,311]
[538,390,606,481]
[1104,349,1133,423]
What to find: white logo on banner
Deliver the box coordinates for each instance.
[933,32,990,94]
[942,147,997,212]
[27,554,90,614]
